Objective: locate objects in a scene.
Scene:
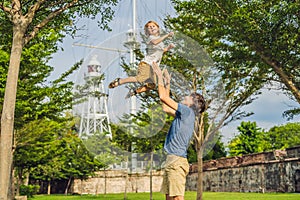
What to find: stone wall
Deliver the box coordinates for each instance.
[70,146,300,194]
[186,146,300,193]
[71,170,164,195]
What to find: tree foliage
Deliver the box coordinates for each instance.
[262,122,300,151]
[14,118,104,194]
[1,0,118,45]
[111,104,169,166]
[165,2,300,196]
[228,121,300,156]
[82,131,126,169]
[187,113,226,163]
[168,0,300,118]
[228,121,264,156]
[0,8,82,130]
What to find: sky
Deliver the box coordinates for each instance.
[48,0,300,144]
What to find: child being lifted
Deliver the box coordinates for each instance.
[108,20,174,98]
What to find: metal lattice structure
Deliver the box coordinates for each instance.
[78,55,112,139]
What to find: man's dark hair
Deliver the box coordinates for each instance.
[190,92,206,115]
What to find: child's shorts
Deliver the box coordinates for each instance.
[160,155,189,197]
[136,61,156,85]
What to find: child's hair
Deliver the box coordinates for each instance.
[144,20,160,36]
[190,92,206,115]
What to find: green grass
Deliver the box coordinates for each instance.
[31,192,300,200]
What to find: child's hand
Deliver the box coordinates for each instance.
[168,43,175,49]
[152,62,164,86]
[168,32,174,37]
[164,43,175,53]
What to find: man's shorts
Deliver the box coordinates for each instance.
[160,155,190,197]
[136,61,156,86]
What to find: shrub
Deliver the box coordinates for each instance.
[19,184,40,198]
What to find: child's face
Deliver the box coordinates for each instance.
[147,22,159,36]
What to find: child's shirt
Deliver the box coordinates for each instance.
[142,35,165,65]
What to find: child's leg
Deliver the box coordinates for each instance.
[109,61,150,88]
[119,77,138,85]
[125,83,155,99]
[125,85,148,99]
[135,85,148,94]
[136,82,156,94]
[109,76,138,88]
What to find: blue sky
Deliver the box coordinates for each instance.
[48,0,299,144]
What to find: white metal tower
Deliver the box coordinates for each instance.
[78,55,112,139]
[123,0,139,172]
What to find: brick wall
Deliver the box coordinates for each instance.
[70,170,164,195]
[186,146,300,193]
[70,146,300,194]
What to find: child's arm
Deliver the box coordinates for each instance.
[152,62,177,117]
[150,32,174,45]
[163,43,175,53]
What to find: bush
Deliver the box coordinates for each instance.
[19,184,40,198]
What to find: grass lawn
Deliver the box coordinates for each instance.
[32,191,300,200]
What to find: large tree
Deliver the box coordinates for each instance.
[166,1,300,199]
[1,13,81,197]
[14,119,67,195]
[0,25,80,130]
[14,118,104,195]
[170,0,300,112]
[0,0,118,198]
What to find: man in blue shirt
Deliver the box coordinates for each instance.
[152,62,206,200]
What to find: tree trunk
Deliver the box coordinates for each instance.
[64,176,72,195]
[95,176,99,196]
[24,172,30,186]
[272,65,300,104]
[10,162,15,200]
[0,22,26,200]
[195,112,205,200]
[16,169,23,196]
[104,168,107,195]
[80,179,83,195]
[47,181,51,195]
[150,151,153,200]
[124,171,128,200]
[256,49,300,103]
[196,150,203,200]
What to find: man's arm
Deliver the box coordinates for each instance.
[161,69,176,116]
[152,62,178,116]
[150,32,174,45]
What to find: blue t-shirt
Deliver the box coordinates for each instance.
[164,103,196,158]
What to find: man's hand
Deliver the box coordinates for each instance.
[153,63,178,115]
[162,68,171,87]
[152,62,164,85]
